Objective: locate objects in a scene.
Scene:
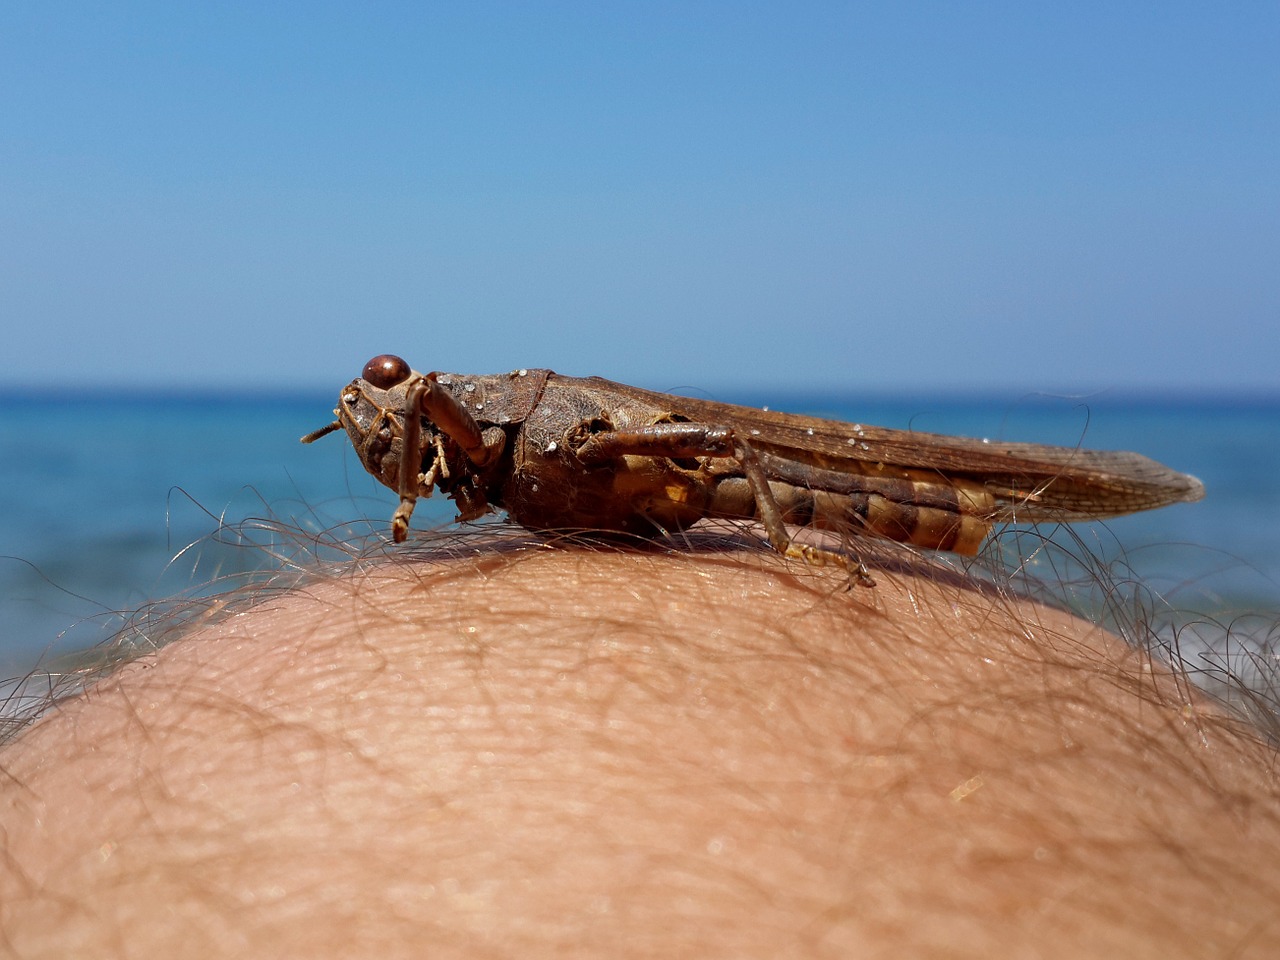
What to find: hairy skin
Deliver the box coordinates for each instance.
[2,544,1279,958]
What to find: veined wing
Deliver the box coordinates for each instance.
[611,383,1205,522]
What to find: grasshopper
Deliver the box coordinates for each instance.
[303,355,1204,585]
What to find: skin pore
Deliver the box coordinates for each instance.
[2,539,1279,958]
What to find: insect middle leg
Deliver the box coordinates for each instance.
[574,423,876,586]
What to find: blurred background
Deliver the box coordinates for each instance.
[2,3,1277,678]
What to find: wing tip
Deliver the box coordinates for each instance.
[1180,472,1207,503]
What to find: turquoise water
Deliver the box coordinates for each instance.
[2,387,1278,678]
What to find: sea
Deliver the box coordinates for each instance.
[2,387,1279,692]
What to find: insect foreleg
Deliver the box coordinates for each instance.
[391,376,507,542]
[412,375,505,469]
[391,381,426,543]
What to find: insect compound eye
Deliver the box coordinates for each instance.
[363,355,412,389]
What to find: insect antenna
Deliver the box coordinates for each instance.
[300,420,343,444]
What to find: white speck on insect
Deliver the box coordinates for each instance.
[463,383,476,393]
[518,368,528,376]
[750,429,760,436]
[475,403,484,411]
[806,428,815,435]
[982,437,991,444]
[546,440,558,453]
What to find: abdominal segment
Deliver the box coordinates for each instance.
[708,476,996,556]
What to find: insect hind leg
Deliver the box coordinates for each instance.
[573,422,875,586]
[735,440,876,587]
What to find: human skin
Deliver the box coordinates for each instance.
[2,541,1279,958]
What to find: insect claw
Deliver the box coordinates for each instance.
[784,543,876,588]
[391,500,414,543]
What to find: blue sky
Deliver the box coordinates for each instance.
[3,2,1277,394]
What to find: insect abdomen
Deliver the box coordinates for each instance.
[709,477,995,556]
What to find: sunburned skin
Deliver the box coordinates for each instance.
[1,542,1278,958]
